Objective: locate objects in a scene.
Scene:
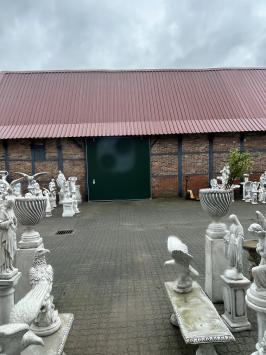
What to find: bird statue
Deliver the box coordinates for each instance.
[28,247,61,335]
[14,172,48,195]
[165,236,199,293]
[0,323,44,355]
[15,172,48,184]
[29,247,53,287]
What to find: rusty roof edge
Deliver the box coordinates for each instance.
[0,117,265,139]
[1,67,266,75]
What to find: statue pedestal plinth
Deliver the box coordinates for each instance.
[221,275,251,332]
[18,228,43,249]
[22,313,74,355]
[62,199,75,217]
[205,228,228,302]
[0,272,21,325]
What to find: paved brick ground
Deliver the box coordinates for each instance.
[19,199,266,355]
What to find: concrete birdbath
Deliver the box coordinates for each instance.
[243,239,260,280]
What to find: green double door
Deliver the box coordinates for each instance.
[87,137,150,200]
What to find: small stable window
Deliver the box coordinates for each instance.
[32,143,46,161]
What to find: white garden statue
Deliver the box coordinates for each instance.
[165,236,198,293]
[0,191,18,279]
[224,214,244,280]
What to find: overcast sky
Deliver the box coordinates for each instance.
[0,0,266,71]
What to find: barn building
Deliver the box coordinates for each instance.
[0,68,265,200]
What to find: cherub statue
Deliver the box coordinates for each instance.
[224,214,244,280]
[219,165,230,189]
[165,236,198,293]
[49,179,56,196]
[43,188,52,217]
[56,171,66,190]
[251,182,259,205]
[210,178,219,190]
[0,190,18,278]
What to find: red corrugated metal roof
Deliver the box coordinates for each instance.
[0,68,265,139]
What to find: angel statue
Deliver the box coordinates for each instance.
[224,214,244,280]
[0,189,18,278]
[165,236,198,293]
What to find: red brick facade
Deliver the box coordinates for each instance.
[0,132,266,200]
[151,132,266,197]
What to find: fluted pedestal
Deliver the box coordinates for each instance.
[199,188,233,303]
[0,272,21,325]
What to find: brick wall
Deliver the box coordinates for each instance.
[0,138,86,199]
[150,137,178,197]
[0,132,265,199]
[150,132,266,197]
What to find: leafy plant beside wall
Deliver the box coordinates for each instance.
[227,148,252,188]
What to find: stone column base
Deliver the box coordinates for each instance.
[205,234,227,302]
[0,272,21,325]
[221,275,251,332]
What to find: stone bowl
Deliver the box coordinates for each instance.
[14,197,46,226]
[199,188,233,218]
[243,239,260,266]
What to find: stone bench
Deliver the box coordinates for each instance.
[165,281,235,355]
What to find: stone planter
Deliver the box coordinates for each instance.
[199,188,233,239]
[199,188,233,218]
[14,197,46,249]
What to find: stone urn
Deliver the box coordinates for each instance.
[199,188,233,239]
[14,196,46,249]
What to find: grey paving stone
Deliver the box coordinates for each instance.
[16,199,266,355]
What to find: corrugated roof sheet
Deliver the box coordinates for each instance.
[0,68,265,139]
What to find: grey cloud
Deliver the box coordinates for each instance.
[0,0,265,70]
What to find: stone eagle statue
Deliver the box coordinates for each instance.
[165,236,198,293]
[29,247,53,286]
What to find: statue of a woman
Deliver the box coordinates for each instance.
[224,214,244,280]
[0,192,18,278]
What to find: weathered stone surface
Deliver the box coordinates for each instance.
[221,275,251,332]
[205,235,227,302]
[0,272,21,325]
[165,281,234,344]
[22,313,74,355]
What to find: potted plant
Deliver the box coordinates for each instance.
[199,149,251,238]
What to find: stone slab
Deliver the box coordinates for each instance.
[205,235,227,302]
[15,245,43,303]
[165,281,235,344]
[22,313,74,355]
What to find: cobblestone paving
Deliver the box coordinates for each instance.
[21,199,266,355]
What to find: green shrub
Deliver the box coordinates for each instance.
[227,148,252,188]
